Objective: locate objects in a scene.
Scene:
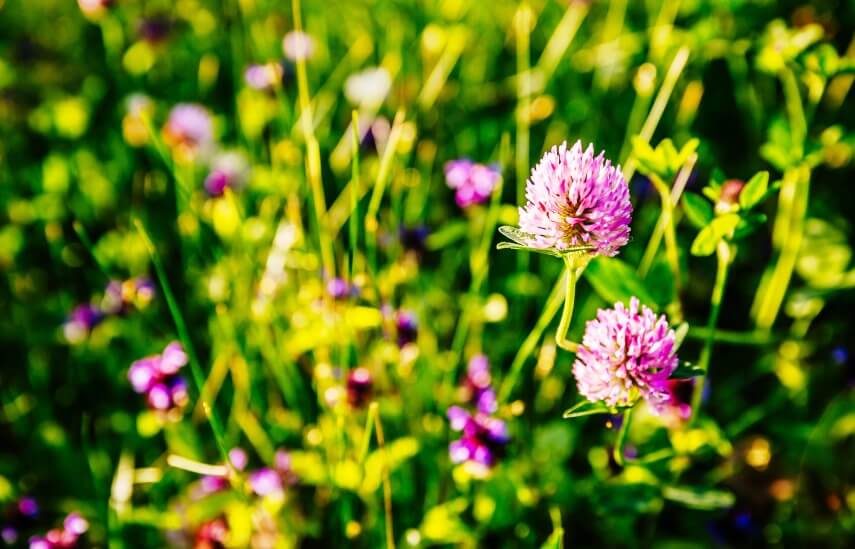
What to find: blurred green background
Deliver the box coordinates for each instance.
[1,0,853,547]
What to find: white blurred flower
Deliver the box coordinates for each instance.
[345,67,392,108]
[282,31,315,61]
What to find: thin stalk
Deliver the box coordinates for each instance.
[623,47,690,183]
[555,256,579,352]
[647,174,683,319]
[690,241,732,421]
[72,221,113,279]
[372,404,396,549]
[350,110,360,280]
[780,67,807,156]
[357,402,379,467]
[613,406,634,467]
[638,153,697,278]
[292,0,334,278]
[134,219,233,470]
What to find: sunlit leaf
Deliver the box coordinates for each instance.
[682,192,714,229]
[563,400,611,419]
[739,171,769,209]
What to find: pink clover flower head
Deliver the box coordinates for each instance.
[573,297,678,409]
[517,140,632,256]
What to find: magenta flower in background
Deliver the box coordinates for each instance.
[204,151,250,197]
[28,512,88,549]
[163,103,214,157]
[137,16,172,44]
[346,367,373,407]
[249,468,284,497]
[128,341,190,414]
[101,277,156,315]
[244,62,284,91]
[62,304,103,344]
[516,140,632,256]
[194,517,229,548]
[462,355,497,414]
[326,277,358,300]
[444,159,501,208]
[447,406,509,472]
[573,297,678,409]
[395,310,418,347]
[248,449,297,498]
[653,378,695,422]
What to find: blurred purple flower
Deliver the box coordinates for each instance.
[573,297,678,409]
[653,378,694,422]
[346,367,373,408]
[463,355,497,414]
[249,467,284,497]
[163,103,214,158]
[101,277,156,315]
[128,341,190,414]
[63,304,103,343]
[244,62,284,91]
[28,512,87,549]
[326,277,358,300]
[517,140,632,256]
[444,159,501,208]
[137,16,171,44]
[204,151,250,197]
[447,406,509,470]
[399,225,429,256]
[395,310,418,347]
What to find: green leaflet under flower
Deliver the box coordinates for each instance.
[496,225,595,258]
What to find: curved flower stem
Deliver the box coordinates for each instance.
[555,255,580,352]
[690,241,733,422]
[497,276,565,403]
[613,406,634,467]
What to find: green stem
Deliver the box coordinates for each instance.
[497,275,565,403]
[613,406,634,467]
[686,327,775,346]
[134,219,233,470]
[752,166,810,330]
[690,241,732,421]
[555,256,579,352]
[349,111,360,280]
[648,175,683,319]
[780,66,807,156]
